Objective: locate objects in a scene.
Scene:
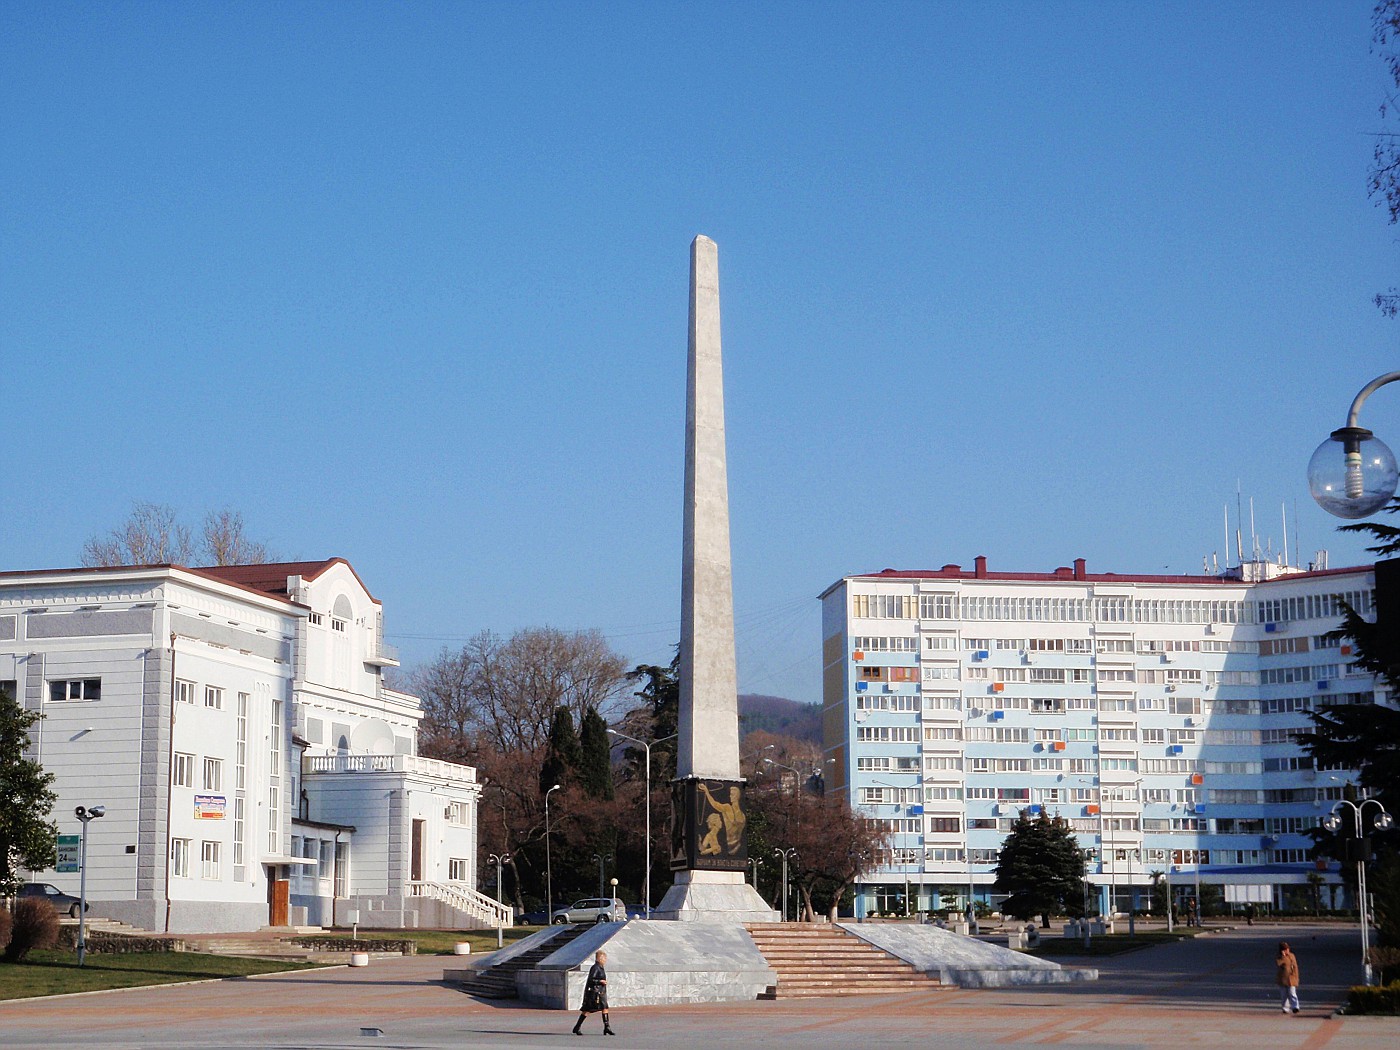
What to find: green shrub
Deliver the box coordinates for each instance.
[1345,980,1400,1015]
[3,898,60,962]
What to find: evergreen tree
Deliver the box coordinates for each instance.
[0,686,58,895]
[992,811,1086,924]
[539,706,581,795]
[577,707,615,800]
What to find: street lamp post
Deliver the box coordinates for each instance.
[487,852,510,947]
[1165,865,1174,933]
[773,848,797,922]
[763,757,805,796]
[545,784,562,924]
[1308,371,1400,518]
[607,728,677,919]
[1082,849,1097,947]
[1325,797,1395,985]
[74,804,105,967]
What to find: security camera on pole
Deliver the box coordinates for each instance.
[73,804,105,967]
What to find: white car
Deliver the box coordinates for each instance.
[551,897,625,924]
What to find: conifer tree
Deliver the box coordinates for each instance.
[539,706,581,796]
[578,707,615,800]
[992,811,1086,924]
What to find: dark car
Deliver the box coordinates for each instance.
[18,882,87,917]
[514,909,550,926]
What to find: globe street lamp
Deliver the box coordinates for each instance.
[544,784,562,924]
[1324,797,1394,985]
[1308,372,1400,518]
[591,852,612,900]
[606,728,676,919]
[487,852,511,947]
[74,804,105,966]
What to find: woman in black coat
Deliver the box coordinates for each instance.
[572,950,614,1035]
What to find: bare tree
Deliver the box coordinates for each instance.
[81,502,196,566]
[81,503,273,567]
[754,787,890,921]
[412,628,629,759]
[201,508,271,565]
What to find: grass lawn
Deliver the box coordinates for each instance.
[314,926,542,956]
[1026,930,1198,957]
[0,950,321,1000]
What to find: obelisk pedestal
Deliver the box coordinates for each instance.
[654,235,777,923]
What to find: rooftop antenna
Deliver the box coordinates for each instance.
[1223,504,1230,570]
[1282,501,1290,568]
[1235,483,1245,564]
[1249,496,1259,561]
[1292,499,1301,572]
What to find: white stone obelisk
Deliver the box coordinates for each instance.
[655,236,777,922]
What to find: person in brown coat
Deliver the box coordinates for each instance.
[1275,941,1300,1013]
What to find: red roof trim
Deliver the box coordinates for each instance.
[842,564,1373,586]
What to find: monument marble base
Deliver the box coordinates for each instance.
[651,871,779,923]
[838,922,1098,987]
[449,919,778,1009]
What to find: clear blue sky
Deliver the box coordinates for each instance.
[3,2,1396,705]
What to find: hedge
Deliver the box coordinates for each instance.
[1345,980,1400,1015]
[290,937,416,954]
[54,928,185,954]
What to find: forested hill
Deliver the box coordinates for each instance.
[737,693,821,743]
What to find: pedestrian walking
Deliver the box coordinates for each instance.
[1275,940,1300,1014]
[572,950,614,1036]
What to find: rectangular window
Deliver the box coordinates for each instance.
[309,612,323,626]
[233,797,245,868]
[236,693,248,790]
[331,618,347,632]
[176,679,197,705]
[449,857,470,881]
[171,838,191,878]
[204,686,223,710]
[48,678,102,702]
[268,697,282,854]
[203,757,223,792]
[447,801,470,826]
[201,840,220,879]
[173,752,194,788]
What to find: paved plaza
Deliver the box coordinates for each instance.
[0,923,1393,1049]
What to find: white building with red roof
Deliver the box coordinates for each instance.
[0,559,508,934]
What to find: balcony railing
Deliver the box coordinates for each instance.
[303,753,477,783]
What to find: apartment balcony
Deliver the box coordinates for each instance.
[364,641,401,668]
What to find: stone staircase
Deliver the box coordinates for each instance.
[458,924,593,999]
[745,923,946,998]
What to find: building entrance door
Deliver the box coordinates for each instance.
[267,868,289,926]
[410,819,425,882]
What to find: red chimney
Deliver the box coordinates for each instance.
[974,555,987,578]
[1073,558,1087,580]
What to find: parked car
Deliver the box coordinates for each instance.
[515,909,550,926]
[551,897,625,924]
[18,882,86,918]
